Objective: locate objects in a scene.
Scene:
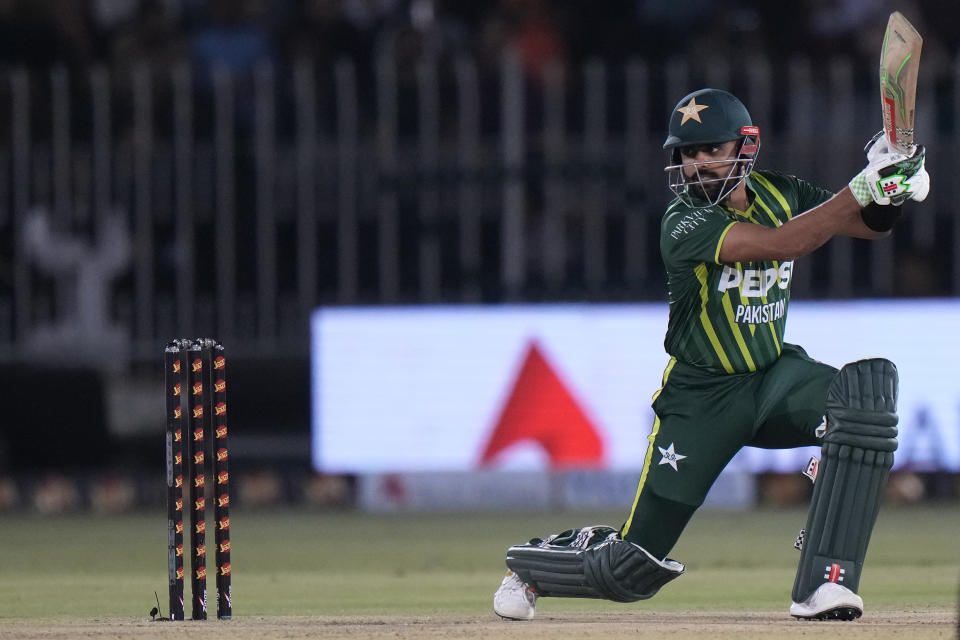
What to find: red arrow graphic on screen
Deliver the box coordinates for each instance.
[479,340,605,468]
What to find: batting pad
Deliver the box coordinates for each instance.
[792,358,898,603]
[505,531,684,602]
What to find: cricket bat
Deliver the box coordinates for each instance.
[879,11,922,154]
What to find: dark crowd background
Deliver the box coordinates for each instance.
[0,0,955,136]
[0,0,956,75]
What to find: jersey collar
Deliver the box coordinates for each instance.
[724,172,758,220]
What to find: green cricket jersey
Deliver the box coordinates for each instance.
[659,170,834,374]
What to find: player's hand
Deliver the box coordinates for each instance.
[849,134,928,206]
[868,144,927,206]
[862,130,895,161]
[899,160,929,203]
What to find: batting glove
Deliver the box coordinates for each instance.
[902,163,930,203]
[849,137,927,207]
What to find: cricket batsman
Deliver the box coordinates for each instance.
[492,88,929,621]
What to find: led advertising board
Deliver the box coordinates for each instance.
[312,301,957,473]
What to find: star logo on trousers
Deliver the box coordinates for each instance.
[658,443,687,471]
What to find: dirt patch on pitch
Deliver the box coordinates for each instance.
[0,609,954,639]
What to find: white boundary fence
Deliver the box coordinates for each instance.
[0,53,954,363]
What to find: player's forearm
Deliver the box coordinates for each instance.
[718,189,861,262]
[831,186,891,239]
[777,188,892,252]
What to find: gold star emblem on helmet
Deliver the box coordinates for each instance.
[676,97,709,125]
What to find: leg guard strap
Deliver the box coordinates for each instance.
[792,358,898,603]
[505,528,684,602]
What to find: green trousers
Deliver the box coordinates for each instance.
[620,343,836,558]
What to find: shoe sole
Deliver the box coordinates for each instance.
[793,606,862,621]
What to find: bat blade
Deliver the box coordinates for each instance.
[879,11,922,153]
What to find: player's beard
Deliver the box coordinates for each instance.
[691,177,723,202]
[688,164,742,204]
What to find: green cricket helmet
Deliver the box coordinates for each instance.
[663,88,760,207]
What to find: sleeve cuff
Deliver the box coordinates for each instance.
[714,222,738,264]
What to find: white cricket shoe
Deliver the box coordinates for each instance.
[493,570,537,620]
[790,582,863,621]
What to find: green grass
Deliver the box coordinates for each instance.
[0,505,956,620]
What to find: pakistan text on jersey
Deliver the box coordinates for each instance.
[669,210,708,239]
[734,299,787,324]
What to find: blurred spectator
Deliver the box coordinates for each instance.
[368,0,472,137]
[188,0,278,133]
[372,0,471,71]
[341,0,404,32]
[89,0,142,33]
[190,0,276,81]
[479,0,568,82]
